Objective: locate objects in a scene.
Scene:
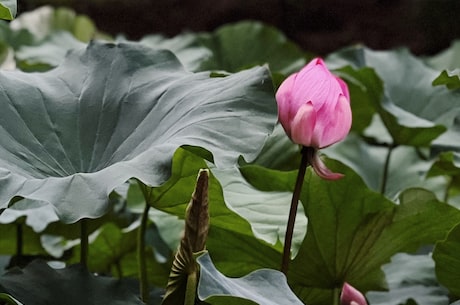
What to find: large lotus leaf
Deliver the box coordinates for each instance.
[0,199,58,232]
[15,31,86,72]
[246,123,301,171]
[0,293,23,305]
[10,6,97,42]
[196,252,304,305]
[0,0,16,21]
[127,149,283,277]
[240,162,460,305]
[334,66,381,133]
[367,253,448,305]
[197,21,307,76]
[137,33,212,72]
[294,184,460,305]
[324,133,446,199]
[0,41,277,223]
[327,46,454,147]
[0,260,144,305]
[433,222,460,297]
[210,165,307,255]
[128,148,305,258]
[426,40,460,70]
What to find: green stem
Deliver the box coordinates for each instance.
[137,183,152,304]
[80,218,89,268]
[281,146,312,275]
[332,286,340,305]
[185,271,198,305]
[16,223,23,257]
[115,260,123,278]
[444,177,453,203]
[380,145,395,195]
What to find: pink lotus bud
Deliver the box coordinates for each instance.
[276,57,352,149]
[340,283,368,305]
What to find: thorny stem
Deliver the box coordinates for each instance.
[137,180,152,303]
[80,218,89,268]
[281,146,313,275]
[380,144,396,195]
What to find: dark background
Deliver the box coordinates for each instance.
[16,0,460,56]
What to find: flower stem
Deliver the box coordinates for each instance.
[444,177,453,203]
[185,271,198,305]
[138,201,151,303]
[380,144,395,195]
[332,286,340,305]
[281,146,312,275]
[80,218,88,268]
[16,223,23,258]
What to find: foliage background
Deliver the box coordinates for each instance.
[16,0,460,56]
[1,1,460,305]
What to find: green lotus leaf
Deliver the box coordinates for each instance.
[426,40,460,70]
[10,6,97,42]
[367,253,448,305]
[247,123,301,171]
[0,41,276,223]
[15,31,86,72]
[240,162,460,304]
[197,252,304,305]
[127,148,284,278]
[292,180,460,304]
[137,33,212,72]
[128,148,305,259]
[0,293,23,305]
[324,133,445,199]
[327,46,454,147]
[0,0,16,21]
[0,260,144,305]
[433,222,460,297]
[197,21,307,76]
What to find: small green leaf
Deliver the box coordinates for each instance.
[0,0,16,20]
[197,252,304,305]
[428,151,460,177]
[432,69,460,90]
